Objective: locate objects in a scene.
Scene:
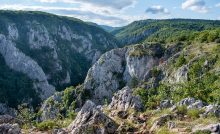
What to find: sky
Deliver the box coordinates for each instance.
[0,0,219,27]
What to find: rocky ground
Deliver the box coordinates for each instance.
[0,90,219,134]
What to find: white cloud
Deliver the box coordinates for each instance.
[216,3,220,7]
[145,5,170,14]
[0,4,148,26]
[182,0,209,13]
[37,0,137,10]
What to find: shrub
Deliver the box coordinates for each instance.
[36,120,57,131]
[151,68,161,77]
[67,111,77,120]
[175,54,186,68]
[194,130,211,134]
[187,109,201,119]
[176,106,187,115]
[130,76,139,88]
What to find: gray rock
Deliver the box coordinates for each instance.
[40,92,63,121]
[168,121,176,129]
[178,97,196,106]
[160,100,174,109]
[174,65,188,83]
[0,115,22,125]
[150,114,173,132]
[84,48,127,105]
[53,128,68,134]
[0,123,21,134]
[68,100,118,134]
[187,100,204,109]
[203,105,220,117]
[0,34,55,100]
[83,44,160,105]
[192,123,220,134]
[108,86,143,112]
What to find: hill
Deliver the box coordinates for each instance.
[112,19,220,45]
[0,10,118,107]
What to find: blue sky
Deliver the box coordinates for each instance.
[0,0,219,26]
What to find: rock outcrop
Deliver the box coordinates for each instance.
[40,92,63,121]
[0,123,21,134]
[0,115,22,125]
[192,123,220,134]
[159,100,174,109]
[84,44,161,104]
[68,100,118,134]
[108,86,143,112]
[150,114,173,132]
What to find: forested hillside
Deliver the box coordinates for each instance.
[112,19,220,45]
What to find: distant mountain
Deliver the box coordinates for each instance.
[112,19,220,45]
[99,25,121,32]
[0,10,118,107]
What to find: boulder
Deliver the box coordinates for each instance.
[168,121,176,129]
[128,113,146,124]
[68,100,118,134]
[53,128,68,134]
[203,105,220,117]
[192,123,220,134]
[0,123,21,134]
[150,114,173,132]
[178,97,196,106]
[108,86,143,112]
[160,100,174,109]
[187,100,204,109]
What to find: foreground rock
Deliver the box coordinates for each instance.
[203,105,220,117]
[0,123,21,134]
[68,100,118,134]
[192,123,220,134]
[108,86,143,112]
[0,115,22,125]
[150,114,173,132]
[160,100,174,109]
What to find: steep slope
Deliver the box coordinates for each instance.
[37,41,220,133]
[0,10,118,107]
[112,19,220,45]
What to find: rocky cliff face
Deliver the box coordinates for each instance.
[83,43,163,104]
[0,11,118,107]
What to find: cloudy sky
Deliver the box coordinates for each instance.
[0,0,220,26]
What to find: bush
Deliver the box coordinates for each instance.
[130,76,139,88]
[175,54,186,68]
[36,120,57,131]
[187,109,201,119]
[134,87,160,110]
[194,130,211,134]
[151,68,161,77]
[176,106,187,115]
